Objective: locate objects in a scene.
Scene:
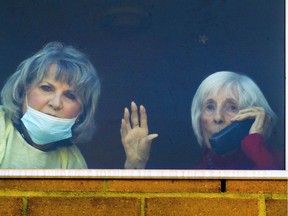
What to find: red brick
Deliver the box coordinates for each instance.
[226,180,287,193]
[28,197,141,216]
[146,197,258,216]
[108,179,220,193]
[266,199,288,216]
[0,179,104,192]
[0,197,23,216]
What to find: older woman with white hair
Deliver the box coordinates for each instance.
[191,71,279,169]
[123,71,281,169]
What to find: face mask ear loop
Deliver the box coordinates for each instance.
[22,95,30,118]
[25,95,29,109]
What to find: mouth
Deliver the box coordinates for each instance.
[45,113,57,117]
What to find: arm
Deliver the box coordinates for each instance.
[231,107,270,137]
[241,134,277,169]
[120,101,158,169]
[232,107,277,169]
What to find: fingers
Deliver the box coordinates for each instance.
[129,101,148,128]
[231,107,268,135]
[121,101,150,131]
[131,101,140,128]
[120,119,126,138]
[231,107,265,121]
[146,134,158,142]
[237,107,264,115]
[123,107,131,130]
[120,107,131,139]
[139,105,148,128]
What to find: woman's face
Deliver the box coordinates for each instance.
[200,86,239,149]
[22,65,82,119]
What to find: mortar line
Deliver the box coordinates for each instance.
[22,197,28,216]
[258,194,267,216]
[271,193,288,199]
[140,197,146,216]
[103,180,109,192]
[0,190,278,199]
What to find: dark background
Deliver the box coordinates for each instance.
[0,0,285,169]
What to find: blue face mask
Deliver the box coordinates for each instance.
[21,105,77,145]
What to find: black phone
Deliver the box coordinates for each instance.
[209,119,255,156]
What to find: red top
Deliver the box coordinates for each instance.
[195,133,281,170]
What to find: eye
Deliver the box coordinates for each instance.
[206,103,215,110]
[65,91,77,100]
[207,104,214,110]
[39,85,52,92]
[226,104,239,113]
[203,103,215,114]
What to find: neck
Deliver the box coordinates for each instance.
[21,123,55,151]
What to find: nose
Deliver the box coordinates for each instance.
[213,108,224,124]
[48,94,62,110]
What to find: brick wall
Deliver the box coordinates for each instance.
[0,178,287,216]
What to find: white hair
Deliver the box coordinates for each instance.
[191,71,277,147]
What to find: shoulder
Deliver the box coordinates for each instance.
[0,106,13,137]
[0,106,12,125]
[0,106,16,166]
[0,107,4,133]
[0,106,5,118]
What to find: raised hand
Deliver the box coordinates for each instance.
[120,101,158,169]
[231,107,271,136]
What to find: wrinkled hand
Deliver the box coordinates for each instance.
[231,107,271,136]
[121,101,158,169]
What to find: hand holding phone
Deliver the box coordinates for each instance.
[209,119,255,156]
